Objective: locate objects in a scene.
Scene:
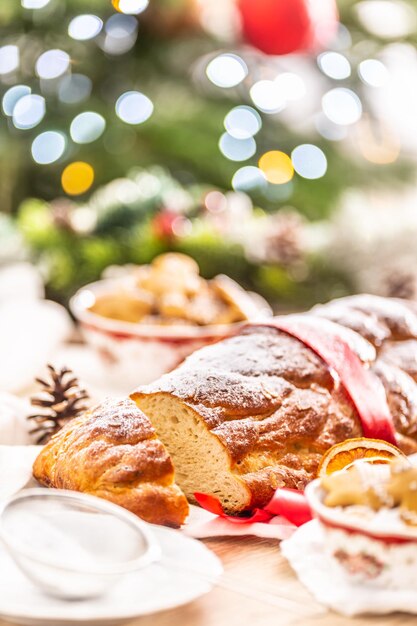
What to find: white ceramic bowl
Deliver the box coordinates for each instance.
[0,489,161,600]
[70,279,272,388]
[306,478,417,588]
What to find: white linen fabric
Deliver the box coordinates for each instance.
[0,263,73,393]
[281,520,417,616]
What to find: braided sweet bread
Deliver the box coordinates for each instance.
[131,295,417,514]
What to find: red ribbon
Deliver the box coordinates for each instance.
[194,489,312,527]
[264,487,313,526]
[261,315,397,446]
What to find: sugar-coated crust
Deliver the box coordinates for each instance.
[133,295,417,510]
[33,398,189,527]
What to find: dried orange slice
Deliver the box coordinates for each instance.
[317,437,406,477]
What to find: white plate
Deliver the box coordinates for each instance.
[0,525,223,626]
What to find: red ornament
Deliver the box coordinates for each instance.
[151,210,191,241]
[151,210,177,241]
[237,0,339,56]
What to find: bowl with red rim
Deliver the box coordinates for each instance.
[70,278,272,390]
[305,473,417,587]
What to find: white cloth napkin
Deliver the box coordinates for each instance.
[0,393,32,445]
[0,445,40,501]
[184,505,295,540]
[281,519,417,616]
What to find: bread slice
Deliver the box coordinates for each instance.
[33,398,189,528]
[131,391,252,512]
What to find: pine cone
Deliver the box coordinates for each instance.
[28,364,89,444]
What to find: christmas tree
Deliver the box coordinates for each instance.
[1,0,416,306]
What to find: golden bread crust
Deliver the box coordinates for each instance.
[33,398,189,527]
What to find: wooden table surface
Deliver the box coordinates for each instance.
[133,536,417,626]
[1,535,407,626]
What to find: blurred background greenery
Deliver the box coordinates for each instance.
[2,0,417,308]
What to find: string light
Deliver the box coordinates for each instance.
[219,133,256,161]
[103,14,138,55]
[2,85,31,116]
[68,15,103,41]
[315,113,348,141]
[58,74,92,104]
[21,0,50,8]
[274,73,306,101]
[70,111,106,143]
[317,52,351,80]
[206,54,248,88]
[31,131,66,164]
[61,162,94,195]
[355,0,416,38]
[0,46,19,75]
[112,0,149,15]
[224,106,261,139]
[232,166,267,192]
[250,80,285,114]
[115,91,153,124]
[291,144,327,179]
[12,94,45,129]
[322,88,362,125]
[105,13,138,37]
[258,151,294,184]
[36,50,70,80]
[205,190,228,213]
[356,118,400,164]
[358,59,388,87]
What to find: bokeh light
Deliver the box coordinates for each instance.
[317,52,351,79]
[224,106,261,139]
[12,94,45,129]
[31,131,66,164]
[274,72,306,101]
[355,0,416,38]
[2,85,31,116]
[36,49,70,80]
[219,133,256,161]
[250,80,285,114]
[112,0,149,14]
[322,88,362,125]
[105,13,138,37]
[103,14,138,55]
[61,162,94,195]
[70,111,106,143]
[232,166,267,192]
[258,151,294,184]
[115,91,154,124]
[206,54,248,88]
[205,190,227,213]
[291,144,328,179]
[58,74,92,104]
[0,46,19,75]
[358,59,388,87]
[265,181,294,202]
[21,0,50,8]
[315,113,348,141]
[68,15,103,41]
[357,118,400,164]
